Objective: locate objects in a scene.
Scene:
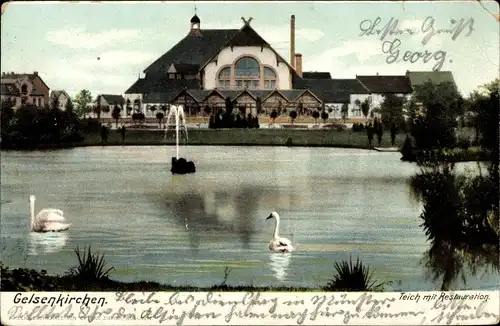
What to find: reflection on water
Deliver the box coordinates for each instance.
[161,186,284,252]
[268,253,292,281]
[1,146,497,290]
[28,232,68,255]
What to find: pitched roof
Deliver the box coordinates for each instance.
[50,90,70,99]
[1,83,19,96]
[293,78,369,103]
[1,72,50,91]
[99,94,125,105]
[140,78,201,103]
[225,24,269,47]
[302,72,332,79]
[143,29,239,75]
[405,71,456,88]
[356,75,413,94]
[171,63,200,74]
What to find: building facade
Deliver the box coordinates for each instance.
[1,71,50,108]
[123,14,456,120]
[50,90,71,110]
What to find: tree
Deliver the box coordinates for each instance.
[111,105,121,128]
[354,99,362,116]
[312,110,320,124]
[321,111,329,124]
[341,103,349,122]
[256,97,262,115]
[410,80,463,149]
[74,89,92,119]
[65,99,74,113]
[156,111,164,128]
[289,110,297,124]
[270,109,278,124]
[380,94,405,127]
[361,98,370,119]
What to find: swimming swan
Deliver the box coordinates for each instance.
[266,211,294,253]
[29,195,70,232]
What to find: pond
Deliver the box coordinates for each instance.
[0,146,497,290]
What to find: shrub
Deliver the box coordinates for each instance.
[324,256,386,292]
[69,246,114,281]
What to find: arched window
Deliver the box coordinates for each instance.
[218,67,231,89]
[263,67,277,89]
[21,84,28,95]
[234,57,260,89]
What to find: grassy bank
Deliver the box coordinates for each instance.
[401,146,491,163]
[1,246,392,292]
[76,129,406,149]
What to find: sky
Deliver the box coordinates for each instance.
[1,1,498,98]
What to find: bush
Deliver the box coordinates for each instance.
[324,256,387,292]
[132,112,145,123]
[69,246,114,281]
[80,118,101,132]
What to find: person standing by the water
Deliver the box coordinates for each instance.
[366,122,374,146]
[376,121,383,146]
[120,125,126,142]
[390,122,397,147]
[100,125,108,144]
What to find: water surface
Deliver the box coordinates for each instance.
[1,146,497,290]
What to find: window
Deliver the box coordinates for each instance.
[263,67,277,90]
[218,67,231,89]
[235,57,260,89]
[264,80,276,89]
[21,84,28,95]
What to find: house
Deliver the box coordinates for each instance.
[94,94,125,118]
[50,90,71,110]
[0,71,50,108]
[405,70,457,91]
[124,14,339,117]
[355,74,414,112]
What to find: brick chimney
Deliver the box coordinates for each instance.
[295,53,302,77]
[33,71,38,76]
[290,15,295,68]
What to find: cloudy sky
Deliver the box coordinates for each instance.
[1,1,498,98]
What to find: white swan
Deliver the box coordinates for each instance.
[266,211,294,253]
[29,195,70,232]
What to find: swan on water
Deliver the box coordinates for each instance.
[29,195,70,232]
[266,211,294,253]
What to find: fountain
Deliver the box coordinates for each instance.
[164,105,196,174]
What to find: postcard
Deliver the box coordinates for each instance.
[0,1,498,325]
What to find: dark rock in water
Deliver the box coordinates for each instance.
[171,157,196,175]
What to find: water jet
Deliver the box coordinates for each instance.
[164,105,196,174]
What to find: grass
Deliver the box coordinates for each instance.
[324,256,389,292]
[1,247,391,292]
[78,129,407,149]
[69,245,114,281]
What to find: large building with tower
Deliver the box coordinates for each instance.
[123,13,456,119]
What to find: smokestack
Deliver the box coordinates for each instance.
[295,53,302,77]
[290,15,295,68]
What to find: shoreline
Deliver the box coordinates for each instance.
[0,265,351,292]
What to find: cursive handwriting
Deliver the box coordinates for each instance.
[382,38,446,71]
[359,16,475,45]
[5,291,499,325]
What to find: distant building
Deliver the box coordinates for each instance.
[0,71,50,108]
[94,94,125,119]
[50,90,71,110]
[405,70,457,90]
[124,14,366,117]
[356,74,414,110]
[122,13,456,120]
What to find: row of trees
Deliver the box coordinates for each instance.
[0,98,83,149]
[406,78,499,290]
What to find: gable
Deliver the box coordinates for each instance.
[296,90,322,104]
[225,24,269,47]
[263,91,290,105]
